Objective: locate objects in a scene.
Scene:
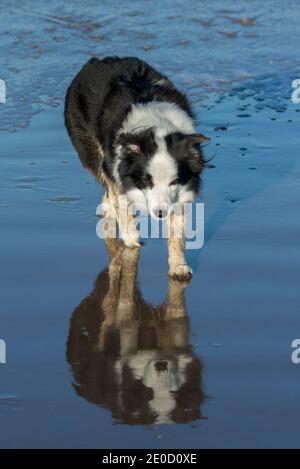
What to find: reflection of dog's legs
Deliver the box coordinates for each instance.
[104,236,121,260]
[98,241,124,351]
[117,247,140,355]
[167,210,192,281]
[116,247,139,321]
[165,278,189,348]
[165,278,187,320]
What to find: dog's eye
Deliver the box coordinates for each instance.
[169,178,179,186]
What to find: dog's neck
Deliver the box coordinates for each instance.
[119,101,196,137]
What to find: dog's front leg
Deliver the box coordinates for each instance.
[101,185,139,247]
[167,209,193,281]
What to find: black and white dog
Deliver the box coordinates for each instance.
[64,56,209,280]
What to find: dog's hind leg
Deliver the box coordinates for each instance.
[99,190,116,219]
[99,184,140,248]
[167,209,193,281]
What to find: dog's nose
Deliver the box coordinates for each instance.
[155,360,168,372]
[153,208,168,219]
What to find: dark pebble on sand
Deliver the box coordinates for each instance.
[49,196,79,204]
[214,126,227,131]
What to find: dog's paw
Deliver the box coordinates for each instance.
[169,264,193,281]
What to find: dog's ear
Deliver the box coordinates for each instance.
[117,128,156,156]
[117,134,142,155]
[166,132,211,150]
[124,143,141,154]
[182,133,211,146]
[181,134,208,174]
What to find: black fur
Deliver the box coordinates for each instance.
[165,132,205,194]
[116,127,157,192]
[64,56,204,189]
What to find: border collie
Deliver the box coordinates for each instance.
[64,56,209,280]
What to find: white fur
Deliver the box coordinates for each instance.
[178,187,195,204]
[120,101,195,136]
[123,353,191,423]
[145,135,178,218]
[126,188,148,212]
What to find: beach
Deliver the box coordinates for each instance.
[0,0,300,448]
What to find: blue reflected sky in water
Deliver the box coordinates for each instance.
[0,0,300,449]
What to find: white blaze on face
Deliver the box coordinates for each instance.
[145,135,178,219]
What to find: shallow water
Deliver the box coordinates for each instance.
[1,0,300,449]
[1,0,300,131]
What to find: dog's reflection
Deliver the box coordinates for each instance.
[66,238,204,424]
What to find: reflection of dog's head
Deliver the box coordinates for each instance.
[122,351,201,424]
[66,244,204,424]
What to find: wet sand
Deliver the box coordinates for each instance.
[1,0,300,449]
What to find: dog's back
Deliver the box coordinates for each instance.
[64,56,192,179]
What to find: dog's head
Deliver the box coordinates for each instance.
[115,127,209,219]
